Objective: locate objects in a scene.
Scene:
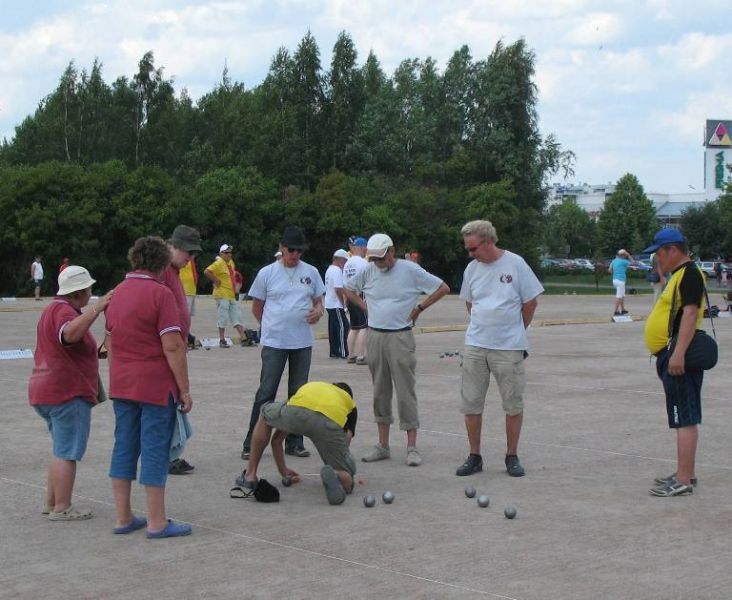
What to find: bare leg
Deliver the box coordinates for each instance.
[46,464,55,510]
[50,458,76,512]
[234,324,246,338]
[506,413,524,456]
[675,425,698,485]
[245,416,273,482]
[336,469,354,492]
[356,329,368,358]
[406,428,417,447]
[218,327,226,342]
[465,414,482,455]
[377,422,390,448]
[145,485,167,532]
[347,329,357,357]
[112,478,134,528]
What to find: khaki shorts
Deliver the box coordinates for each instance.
[216,298,243,328]
[262,402,356,476]
[460,346,525,416]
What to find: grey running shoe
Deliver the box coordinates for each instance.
[456,454,483,476]
[320,465,346,505]
[355,357,368,365]
[362,444,390,462]
[219,339,231,348]
[649,476,693,497]
[406,446,422,467]
[347,356,357,364]
[653,473,697,487]
[505,455,525,477]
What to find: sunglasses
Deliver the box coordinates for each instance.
[285,247,304,254]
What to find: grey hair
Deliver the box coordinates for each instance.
[461,220,498,243]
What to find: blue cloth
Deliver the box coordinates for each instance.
[109,396,176,487]
[34,397,92,461]
[169,408,193,461]
[610,258,630,282]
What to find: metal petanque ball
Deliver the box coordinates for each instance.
[477,495,490,508]
[504,505,517,519]
[382,491,395,504]
[281,476,292,487]
[363,495,377,508]
[464,485,477,499]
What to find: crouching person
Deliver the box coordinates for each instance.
[233,382,357,505]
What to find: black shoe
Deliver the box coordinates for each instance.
[241,447,250,460]
[505,455,525,477]
[621,310,629,315]
[169,458,194,475]
[456,454,483,476]
[285,446,311,458]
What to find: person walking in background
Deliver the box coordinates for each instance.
[344,233,449,467]
[59,258,70,273]
[105,236,193,538]
[241,226,325,460]
[29,266,113,521]
[455,220,543,479]
[204,244,248,348]
[31,255,44,301]
[343,236,369,365]
[609,249,631,316]
[325,249,350,359]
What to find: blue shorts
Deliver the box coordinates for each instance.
[109,396,176,487]
[656,348,703,428]
[34,398,92,461]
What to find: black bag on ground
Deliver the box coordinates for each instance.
[253,478,280,503]
[668,330,718,371]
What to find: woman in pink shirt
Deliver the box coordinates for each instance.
[29,266,113,521]
[105,236,193,539]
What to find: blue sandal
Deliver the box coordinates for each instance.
[146,519,192,539]
[113,515,147,534]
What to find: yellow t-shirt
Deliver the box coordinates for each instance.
[179,261,197,296]
[287,382,355,427]
[644,265,704,354]
[206,257,236,300]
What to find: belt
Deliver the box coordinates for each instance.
[368,326,412,333]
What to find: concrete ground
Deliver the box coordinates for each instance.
[2,292,732,600]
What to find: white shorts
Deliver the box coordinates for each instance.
[612,279,625,299]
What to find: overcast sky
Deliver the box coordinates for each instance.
[1,0,729,193]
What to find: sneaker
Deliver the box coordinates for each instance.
[355,357,367,365]
[653,473,698,487]
[621,310,629,315]
[649,476,693,497]
[235,469,257,489]
[346,356,357,364]
[406,446,422,467]
[613,311,622,316]
[219,340,231,348]
[362,444,390,462]
[285,446,311,458]
[241,447,250,460]
[48,505,93,521]
[168,458,194,475]
[456,454,483,476]
[505,455,525,477]
[320,465,346,505]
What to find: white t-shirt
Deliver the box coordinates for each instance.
[33,261,44,281]
[324,264,345,309]
[460,251,543,350]
[346,259,443,330]
[249,260,326,349]
[343,255,368,283]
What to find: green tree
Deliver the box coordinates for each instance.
[544,199,596,257]
[596,173,658,256]
[680,201,725,259]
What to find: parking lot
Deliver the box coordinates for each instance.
[2,293,732,599]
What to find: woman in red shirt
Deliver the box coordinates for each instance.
[105,236,193,539]
[29,266,113,521]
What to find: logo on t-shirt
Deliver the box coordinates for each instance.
[300,276,312,285]
[499,273,513,283]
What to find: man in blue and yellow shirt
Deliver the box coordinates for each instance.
[239,381,357,505]
[643,229,705,498]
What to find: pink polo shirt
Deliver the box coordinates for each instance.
[28,298,99,406]
[105,272,182,406]
[162,264,190,340]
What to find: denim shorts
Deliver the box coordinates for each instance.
[34,398,92,461]
[656,348,703,428]
[109,396,176,487]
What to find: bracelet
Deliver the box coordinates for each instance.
[416,304,425,312]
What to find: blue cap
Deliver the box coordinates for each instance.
[643,229,687,253]
[349,236,367,247]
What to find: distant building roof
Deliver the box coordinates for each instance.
[655,202,700,218]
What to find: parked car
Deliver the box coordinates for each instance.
[695,261,716,277]
[572,258,595,271]
[628,260,651,272]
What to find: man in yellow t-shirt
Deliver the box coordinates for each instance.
[236,381,358,505]
[643,228,705,498]
[204,244,247,348]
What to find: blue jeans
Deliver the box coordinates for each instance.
[243,345,312,451]
[34,398,92,461]
[109,396,176,487]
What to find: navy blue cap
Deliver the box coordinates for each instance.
[349,236,367,247]
[643,229,687,253]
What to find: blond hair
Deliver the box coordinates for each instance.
[461,220,498,243]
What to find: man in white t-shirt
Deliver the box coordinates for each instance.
[456,220,543,478]
[241,226,326,460]
[343,237,369,364]
[324,249,350,358]
[31,256,44,301]
[344,233,449,466]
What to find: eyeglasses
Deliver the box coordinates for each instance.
[371,256,387,263]
[465,240,486,253]
[222,251,232,255]
[285,247,304,254]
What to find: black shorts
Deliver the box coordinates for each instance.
[347,300,367,329]
[656,348,703,428]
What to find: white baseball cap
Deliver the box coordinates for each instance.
[333,249,349,259]
[220,244,233,253]
[57,266,96,296]
[366,233,394,259]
